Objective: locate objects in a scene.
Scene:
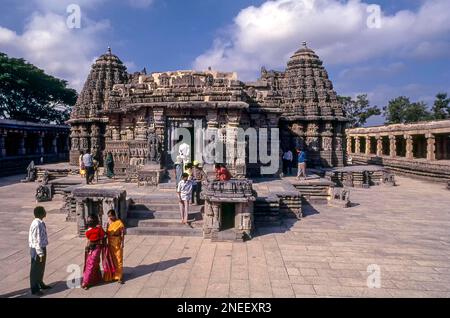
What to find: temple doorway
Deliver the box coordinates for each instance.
[166,118,204,167]
[220,203,235,231]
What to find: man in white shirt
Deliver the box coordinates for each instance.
[82,151,94,184]
[178,136,191,169]
[29,206,51,296]
[282,149,293,176]
[177,173,193,224]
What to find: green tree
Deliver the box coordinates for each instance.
[0,52,77,124]
[339,94,381,128]
[383,96,409,124]
[431,93,450,120]
[404,101,431,123]
[383,96,431,124]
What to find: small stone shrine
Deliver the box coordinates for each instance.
[71,186,127,236]
[202,179,256,241]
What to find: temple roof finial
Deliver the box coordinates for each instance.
[302,41,308,48]
[107,46,112,55]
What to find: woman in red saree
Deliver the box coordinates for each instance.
[103,210,125,284]
[215,163,232,181]
[82,215,115,289]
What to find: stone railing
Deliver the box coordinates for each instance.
[203,179,254,199]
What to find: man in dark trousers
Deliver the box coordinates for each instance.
[29,206,51,296]
[82,150,94,184]
[191,160,208,205]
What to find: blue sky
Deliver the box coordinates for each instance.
[1,0,449,125]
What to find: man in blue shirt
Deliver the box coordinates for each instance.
[296,148,307,180]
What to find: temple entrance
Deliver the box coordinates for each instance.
[166,118,205,167]
[221,203,235,231]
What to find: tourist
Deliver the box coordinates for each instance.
[174,156,183,187]
[92,156,100,183]
[103,210,125,284]
[296,148,307,180]
[191,160,208,205]
[82,215,113,289]
[184,162,193,175]
[282,149,293,176]
[215,163,232,181]
[29,206,51,296]
[105,152,115,179]
[82,151,94,184]
[178,135,190,168]
[79,151,85,179]
[177,173,193,224]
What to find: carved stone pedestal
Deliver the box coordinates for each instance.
[72,186,127,236]
[328,187,351,208]
[137,164,165,186]
[203,180,256,242]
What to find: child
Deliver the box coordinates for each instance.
[177,173,193,224]
[191,160,208,205]
[29,206,51,296]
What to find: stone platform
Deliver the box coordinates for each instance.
[2,174,450,298]
[326,165,394,188]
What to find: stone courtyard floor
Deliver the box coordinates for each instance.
[0,174,450,298]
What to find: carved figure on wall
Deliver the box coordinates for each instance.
[147,131,162,163]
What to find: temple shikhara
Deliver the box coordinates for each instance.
[68,43,347,179]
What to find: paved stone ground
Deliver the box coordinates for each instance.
[1,174,450,298]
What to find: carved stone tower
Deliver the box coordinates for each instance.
[278,42,347,167]
[68,48,128,165]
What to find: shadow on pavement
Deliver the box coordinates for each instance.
[123,257,191,281]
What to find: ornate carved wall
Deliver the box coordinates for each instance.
[69,44,348,177]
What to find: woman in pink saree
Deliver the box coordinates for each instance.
[82,215,115,290]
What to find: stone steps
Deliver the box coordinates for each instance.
[126,192,204,237]
[127,218,203,228]
[158,182,177,190]
[128,208,202,220]
[126,226,203,237]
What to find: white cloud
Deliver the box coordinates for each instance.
[194,0,450,81]
[0,11,110,91]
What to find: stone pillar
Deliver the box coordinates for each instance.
[0,130,6,157]
[70,126,80,151]
[306,123,320,166]
[18,132,26,155]
[376,136,383,157]
[153,108,165,165]
[405,134,413,159]
[346,135,352,154]
[426,133,436,161]
[76,199,86,236]
[206,111,219,164]
[355,136,360,155]
[37,132,45,155]
[389,135,396,158]
[225,110,240,170]
[69,126,81,165]
[365,136,372,155]
[321,122,333,167]
[52,134,58,154]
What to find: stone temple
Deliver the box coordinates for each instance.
[68,43,347,178]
